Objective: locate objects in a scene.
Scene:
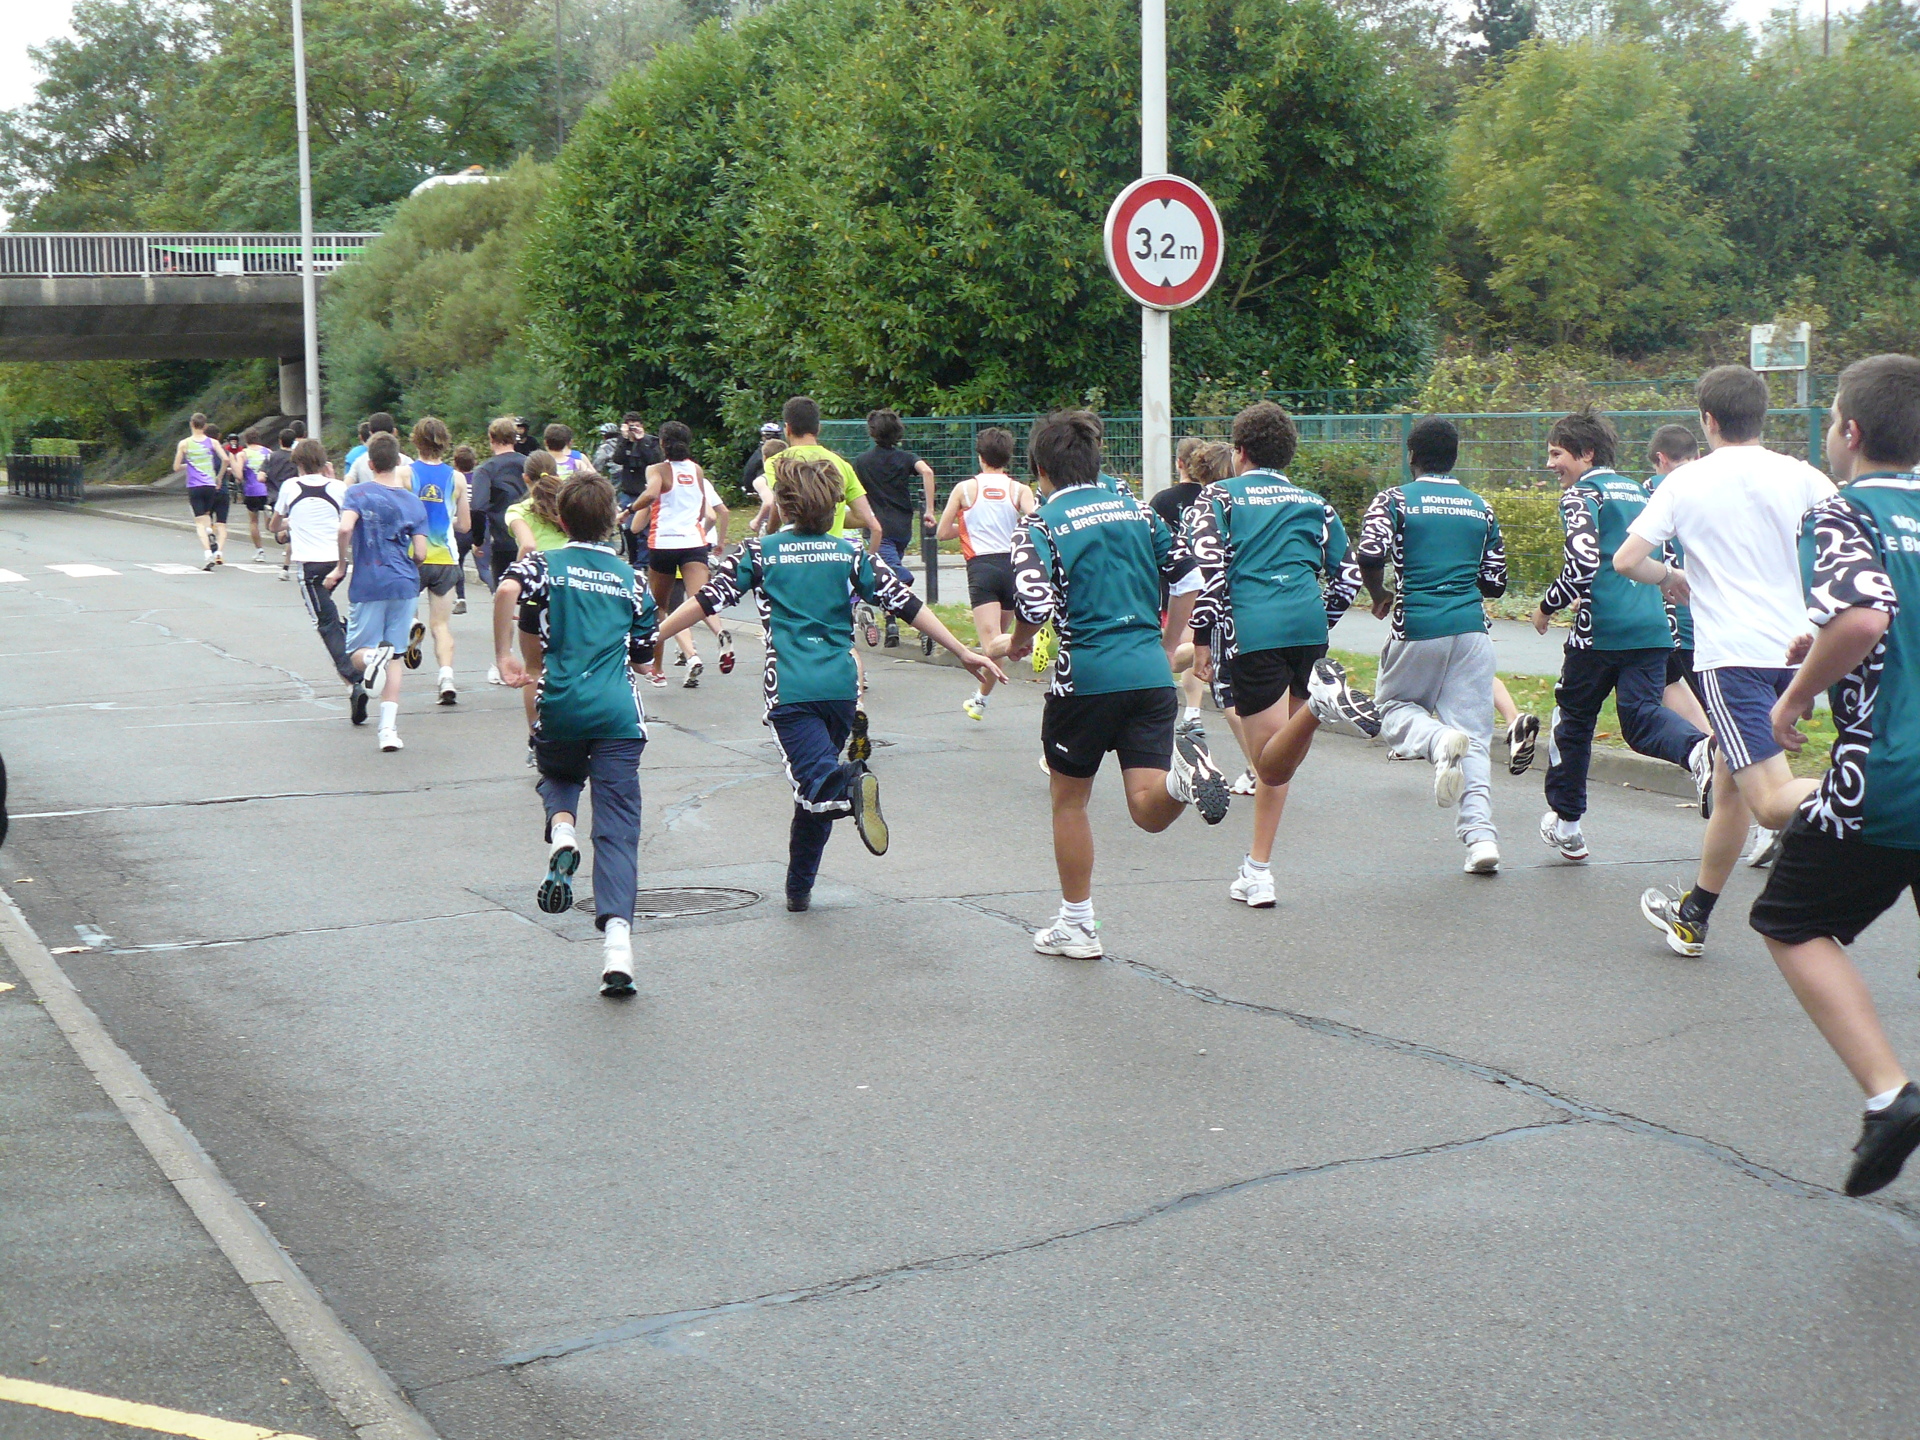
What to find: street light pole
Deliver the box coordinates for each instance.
[291,0,321,434]
[555,0,566,151]
[1140,0,1171,497]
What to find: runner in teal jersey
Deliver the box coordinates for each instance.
[408,417,471,705]
[1751,354,1920,1197]
[656,453,1000,911]
[1004,410,1229,961]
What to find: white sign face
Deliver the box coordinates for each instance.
[1125,197,1208,292]
[1103,175,1225,311]
[1750,322,1811,372]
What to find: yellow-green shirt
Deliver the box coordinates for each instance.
[505,498,568,552]
[778,443,866,538]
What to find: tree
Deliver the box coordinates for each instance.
[1469,0,1535,59]
[1447,37,1726,348]
[526,0,1443,440]
[1853,0,1920,51]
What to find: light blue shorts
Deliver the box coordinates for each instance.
[345,596,416,654]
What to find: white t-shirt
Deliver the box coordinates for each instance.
[275,476,350,563]
[346,450,413,488]
[1628,444,1835,671]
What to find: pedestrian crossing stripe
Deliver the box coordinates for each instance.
[44,564,119,577]
[140,563,206,575]
[0,1374,322,1439]
[0,569,23,582]
[232,564,283,575]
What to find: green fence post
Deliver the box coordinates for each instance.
[1808,406,1823,475]
[1400,413,1413,481]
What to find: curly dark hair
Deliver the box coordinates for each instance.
[1230,402,1298,470]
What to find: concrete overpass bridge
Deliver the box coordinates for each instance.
[0,232,377,414]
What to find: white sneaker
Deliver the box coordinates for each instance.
[1464,839,1501,875]
[1688,736,1715,812]
[1432,729,1470,807]
[1539,809,1588,862]
[487,664,504,686]
[1171,725,1231,824]
[1305,658,1382,738]
[378,727,403,752]
[202,550,216,572]
[1745,825,1783,868]
[438,670,457,706]
[963,692,987,722]
[253,547,265,562]
[1229,767,1258,796]
[600,921,635,995]
[1033,915,1102,959]
[1230,866,1276,908]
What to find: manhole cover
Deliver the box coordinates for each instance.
[575,886,762,918]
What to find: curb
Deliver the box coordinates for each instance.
[0,890,439,1440]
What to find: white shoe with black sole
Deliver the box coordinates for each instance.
[1305,658,1381,739]
[1171,727,1231,824]
[1432,729,1470,807]
[600,922,635,996]
[1688,736,1715,815]
[377,728,403,753]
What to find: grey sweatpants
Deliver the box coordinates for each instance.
[1376,632,1496,846]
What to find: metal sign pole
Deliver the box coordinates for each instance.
[1140,0,1171,497]
[292,0,322,434]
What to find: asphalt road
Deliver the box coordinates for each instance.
[2,500,1919,1439]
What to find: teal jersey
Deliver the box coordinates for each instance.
[1355,477,1506,642]
[1644,471,1693,649]
[1011,482,1198,696]
[1800,476,1920,849]
[700,530,922,707]
[1186,469,1358,657]
[507,543,658,742]
[409,461,461,566]
[1541,469,1673,651]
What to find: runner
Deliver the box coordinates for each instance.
[609,411,663,568]
[238,431,273,560]
[1351,417,1508,874]
[408,417,471,706]
[346,413,409,486]
[450,443,479,611]
[343,419,372,474]
[265,426,301,579]
[545,423,588,477]
[1003,409,1227,959]
[853,408,939,645]
[654,454,1001,912]
[506,452,569,556]
[474,417,529,685]
[327,433,428,753]
[172,412,230,570]
[495,473,658,996]
[1188,402,1363,903]
[626,421,733,689]
[1534,407,1713,864]
[1156,438,1211,732]
[1749,353,1920,1195]
[1170,443,1259,793]
[272,438,358,702]
[772,397,887,680]
[934,426,1034,721]
[1615,365,1837,955]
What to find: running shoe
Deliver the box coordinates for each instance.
[672,651,688,667]
[644,666,668,689]
[1175,713,1208,744]
[378,727,404,753]
[1846,1083,1920,1196]
[279,566,291,582]
[1746,825,1783,869]
[1305,658,1382,739]
[963,692,987,722]
[1640,885,1707,957]
[884,617,900,648]
[349,681,369,727]
[1031,622,1058,673]
[684,658,703,689]
[856,601,882,648]
[719,630,736,674]
[1539,809,1589,862]
[1229,767,1258,796]
[487,664,504,686]
[525,735,537,769]
[403,620,425,670]
[921,632,934,657]
[600,925,636,997]
[538,834,580,914]
[786,890,812,913]
[453,598,467,615]
[1433,729,1470,808]
[1464,839,1501,875]
[1506,713,1539,775]
[1688,736,1715,813]
[851,769,889,855]
[1171,726,1231,825]
[1033,914,1102,959]
[438,672,458,706]
[253,547,265,562]
[202,551,216,572]
[847,708,873,763]
[361,643,394,698]
[1229,865,1276,908]
[212,549,224,566]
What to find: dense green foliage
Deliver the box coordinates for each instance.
[526,0,1444,438]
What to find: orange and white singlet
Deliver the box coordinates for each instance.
[648,460,710,548]
[956,473,1020,560]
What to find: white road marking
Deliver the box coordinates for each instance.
[139,563,207,575]
[232,564,283,575]
[44,564,119,577]
[0,569,23,582]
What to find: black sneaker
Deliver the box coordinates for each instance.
[851,768,889,855]
[884,618,900,648]
[786,891,812,913]
[846,709,873,764]
[403,620,426,670]
[349,682,369,727]
[920,632,934,657]
[1846,1082,1920,1197]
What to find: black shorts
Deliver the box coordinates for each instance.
[649,545,710,579]
[490,540,519,582]
[188,486,229,520]
[1667,647,1695,688]
[1750,816,1920,946]
[1219,644,1327,718]
[419,563,459,597]
[243,492,270,512]
[1041,686,1178,778]
[966,554,1016,609]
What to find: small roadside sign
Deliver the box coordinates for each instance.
[1750,322,1811,373]
[1103,175,1224,312]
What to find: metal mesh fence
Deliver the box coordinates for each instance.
[821,407,1830,597]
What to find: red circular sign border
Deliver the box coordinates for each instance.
[1103,175,1224,310]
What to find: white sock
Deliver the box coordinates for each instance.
[1183,706,1201,723]
[551,821,577,849]
[439,665,454,681]
[1061,897,1094,928]
[972,690,988,705]
[1243,855,1270,874]
[1867,1084,1906,1112]
[603,917,631,949]
[378,701,398,730]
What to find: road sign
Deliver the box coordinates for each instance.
[1750,322,1811,372]
[1103,175,1224,312]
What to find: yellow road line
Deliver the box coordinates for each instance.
[0,1375,320,1439]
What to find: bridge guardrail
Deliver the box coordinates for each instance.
[6,454,86,501]
[0,232,378,278]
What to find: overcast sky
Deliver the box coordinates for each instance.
[0,0,1861,117]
